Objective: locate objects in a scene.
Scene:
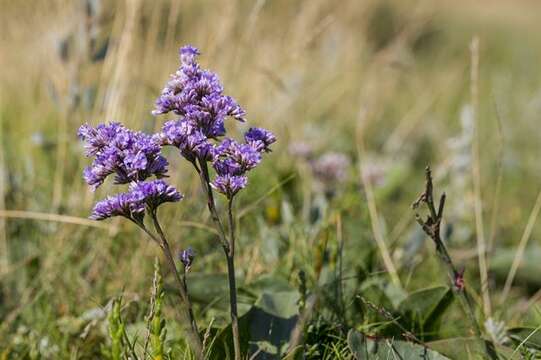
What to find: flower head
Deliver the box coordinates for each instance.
[153,46,246,161]
[209,130,275,197]
[179,247,195,270]
[211,175,248,198]
[179,45,200,65]
[89,180,181,221]
[78,122,124,156]
[130,179,183,211]
[156,119,213,162]
[245,127,276,153]
[90,191,145,221]
[152,46,245,122]
[79,123,168,190]
[212,138,261,175]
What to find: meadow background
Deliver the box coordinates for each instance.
[2,0,541,358]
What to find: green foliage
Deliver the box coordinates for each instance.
[347,329,450,359]
[106,298,125,360]
[208,290,300,359]
[147,259,170,360]
[427,337,502,360]
[509,327,541,353]
[397,286,454,339]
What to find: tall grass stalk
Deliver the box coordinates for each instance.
[357,136,402,288]
[470,35,492,319]
[501,189,541,303]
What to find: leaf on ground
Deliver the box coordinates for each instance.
[428,337,492,359]
[397,286,453,336]
[208,291,300,360]
[255,290,300,318]
[347,329,450,359]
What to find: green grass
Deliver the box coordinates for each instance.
[2,0,541,358]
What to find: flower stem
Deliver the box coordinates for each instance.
[226,198,241,360]
[195,158,242,360]
[144,213,204,360]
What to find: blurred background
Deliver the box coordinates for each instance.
[2,0,541,358]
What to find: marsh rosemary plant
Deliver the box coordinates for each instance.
[79,45,275,360]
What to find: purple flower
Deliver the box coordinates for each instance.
[78,122,124,156]
[90,191,145,221]
[153,45,276,199]
[153,45,246,146]
[211,175,247,198]
[244,127,276,153]
[130,179,183,210]
[89,180,181,221]
[79,123,168,190]
[179,247,195,269]
[312,152,350,185]
[180,45,200,65]
[156,119,213,161]
[212,138,261,175]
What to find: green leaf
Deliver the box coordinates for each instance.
[428,337,491,359]
[509,327,541,350]
[347,330,450,359]
[360,277,406,310]
[255,291,300,318]
[181,273,229,304]
[244,275,295,296]
[397,286,453,338]
[208,291,300,359]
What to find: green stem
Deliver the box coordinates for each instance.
[195,158,241,360]
[226,198,241,360]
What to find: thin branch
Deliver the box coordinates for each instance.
[412,167,484,340]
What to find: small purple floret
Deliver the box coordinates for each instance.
[130,179,183,210]
[179,246,195,269]
[245,127,276,153]
[211,175,248,198]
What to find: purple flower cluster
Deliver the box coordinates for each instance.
[153,46,276,198]
[79,122,182,221]
[90,179,181,220]
[210,138,261,197]
[81,45,276,220]
[78,122,168,190]
[153,45,244,140]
